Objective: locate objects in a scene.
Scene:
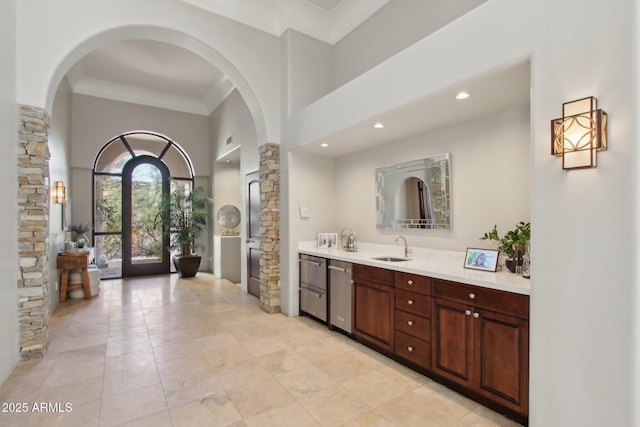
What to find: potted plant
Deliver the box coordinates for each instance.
[481,221,531,273]
[69,223,93,244]
[160,184,209,278]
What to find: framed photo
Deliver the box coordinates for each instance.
[317,232,338,249]
[464,248,499,272]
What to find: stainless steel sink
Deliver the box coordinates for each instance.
[371,256,412,262]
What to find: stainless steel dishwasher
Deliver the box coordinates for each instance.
[328,259,353,334]
[299,254,327,321]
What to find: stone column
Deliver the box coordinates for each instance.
[17,105,51,360]
[258,143,280,313]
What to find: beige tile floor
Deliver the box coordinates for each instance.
[0,274,523,427]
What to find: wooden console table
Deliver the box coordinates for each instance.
[57,251,92,302]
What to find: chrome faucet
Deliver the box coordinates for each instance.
[395,235,412,257]
[341,227,357,252]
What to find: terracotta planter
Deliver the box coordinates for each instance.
[173,254,201,278]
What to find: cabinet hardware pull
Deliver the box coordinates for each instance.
[408,346,414,352]
[465,310,471,316]
[469,293,476,299]
[407,320,414,326]
[407,280,413,285]
[407,300,414,305]
[473,312,480,318]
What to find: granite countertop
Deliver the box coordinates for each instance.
[298,241,531,295]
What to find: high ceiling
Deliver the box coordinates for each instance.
[64,0,530,158]
[179,0,391,44]
[66,0,391,117]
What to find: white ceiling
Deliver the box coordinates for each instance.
[66,40,235,116]
[293,61,531,158]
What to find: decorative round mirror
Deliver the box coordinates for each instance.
[217,204,241,235]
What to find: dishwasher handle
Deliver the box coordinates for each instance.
[328,265,351,273]
[299,258,323,267]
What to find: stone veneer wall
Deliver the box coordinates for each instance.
[259,143,280,313]
[17,105,51,360]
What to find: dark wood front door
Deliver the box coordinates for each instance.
[246,171,260,297]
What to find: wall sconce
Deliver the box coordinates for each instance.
[53,181,67,228]
[53,181,66,204]
[551,96,607,170]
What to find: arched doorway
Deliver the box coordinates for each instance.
[93,131,195,278]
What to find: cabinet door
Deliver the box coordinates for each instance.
[474,309,529,415]
[431,297,473,386]
[353,279,394,352]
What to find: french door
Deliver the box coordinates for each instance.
[122,156,170,276]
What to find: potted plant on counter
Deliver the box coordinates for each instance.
[160,183,209,278]
[481,221,530,273]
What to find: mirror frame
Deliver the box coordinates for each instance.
[376,153,451,229]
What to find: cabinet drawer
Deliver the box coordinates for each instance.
[432,279,529,318]
[395,309,430,341]
[353,264,394,285]
[300,286,327,322]
[395,330,431,369]
[58,254,90,269]
[396,272,431,294]
[395,289,431,317]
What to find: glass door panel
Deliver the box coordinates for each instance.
[94,234,122,279]
[130,163,163,265]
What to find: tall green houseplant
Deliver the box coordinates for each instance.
[160,184,208,277]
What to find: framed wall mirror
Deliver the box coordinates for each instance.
[376,153,451,229]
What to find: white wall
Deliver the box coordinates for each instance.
[281,30,333,117]
[212,164,241,236]
[529,0,637,425]
[209,89,258,289]
[48,78,73,313]
[0,0,18,384]
[332,0,488,89]
[71,94,211,172]
[334,107,530,251]
[281,151,336,315]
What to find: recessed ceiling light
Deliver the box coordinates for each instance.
[320,142,329,147]
[225,159,231,163]
[374,123,385,129]
[455,91,471,100]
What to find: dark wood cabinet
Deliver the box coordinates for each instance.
[352,264,395,353]
[432,279,529,417]
[342,260,529,423]
[394,272,432,370]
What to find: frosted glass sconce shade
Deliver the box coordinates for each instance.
[551,96,607,170]
[54,181,67,204]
